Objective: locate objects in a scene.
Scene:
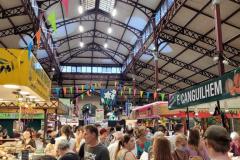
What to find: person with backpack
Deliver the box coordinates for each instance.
[115,134,137,160]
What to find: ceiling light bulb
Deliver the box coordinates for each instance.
[107,27,112,34]
[78,5,84,14]
[112,9,117,17]
[223,59,229,65]
[29,96,36,99]
[18,98,23,101]
[19,91,29,95]
[80,41,84,48]
[104,43,108,48]
[52,68,55,71]
[3,84,19,89]
[213,56,219,61]
[79,25,84,32]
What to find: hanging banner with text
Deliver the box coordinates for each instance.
[169,67,240,109]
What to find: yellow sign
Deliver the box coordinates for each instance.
[0,48,51,101]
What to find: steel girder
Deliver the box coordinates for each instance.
[56,9,141,37]
[60,42,123,64]
[61,63,121,67]
[0,5,26,19]
[132,70,181,91]
[21,0,60,72]
[0,23,33,37]
[158,32,240,66]
[166,22,240,56]
[54,29,133,51]
[60,73,122,81]
[123,0,187,75]
[135,60,196,86]
[59,42,126,59]
[117,0,154,18]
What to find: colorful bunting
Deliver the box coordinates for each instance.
[48,12,57,32]
[81,85,84,92]
[55,88,60,97]
[114,81,117,88]
[63,87,67,95]
[154,91,157,100]
[120,90,123,96]
[87,90,91,96]
[85,84,89,90]
[36,28,41,49]
[81,94,84,100]
[70,87,73,94]
[140,91,143,98]
[61,0,69,16]
[147,92,150,99]
[123,86,126,91]
[160,93,165,101]
[75,86,78,94]
[128,87,132,95]
[133,89,137,97]
[95,83,97,89]
[91,85,95,91]
[27,41,33,60]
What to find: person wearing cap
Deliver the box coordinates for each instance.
[204,125,231,160]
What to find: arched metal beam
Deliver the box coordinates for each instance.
[54,29,133,51]
[56,9,142,37]
[61,42,122,65]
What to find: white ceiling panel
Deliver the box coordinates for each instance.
[93,59,115,64]
[192,56,214,70]
[115,1,134,23]
[175,69,195,79]
[176,49,202,62]
[128,9,148,30]
[138,0,161,10]
[187,15,213,35]
[162,63,182,73]
[171,7,196,27]
[122,30,138,44]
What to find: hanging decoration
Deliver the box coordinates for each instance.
[123,86,126,91]
[75,86,78,94]
[55,88,60,97]
[140,91,144,98]
[81,94,84,100]
[120,90,123,96]
[70,87,73,94]
[91,85,95,91]
[27,41,33,60]
[101,89,117,106]
[133,89,137,97]
[86,90,91,96]
[63,87,67,95]
[85,84,89,90]
[61,0,69,16]
[128,87,132,95]
[114,81,117,88]
[154,91,157,100]
[160,93,165,101]
[146,92,150,99]
[95,83,97,89]
[47,12,57,32]
[81,85,84,92]
[36,28,41,49]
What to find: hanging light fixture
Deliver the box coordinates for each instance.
[80,41,84,48]
[78,4,84,14]
[213,56,219,61]
[223,59,229,65]
[79,25,84,33]
[111,9,117,17]
[104,42,108,48]
[107,27,112,34]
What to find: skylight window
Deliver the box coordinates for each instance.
[99,0,115,13]
[82,0,96,10]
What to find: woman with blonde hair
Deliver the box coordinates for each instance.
[151,136,173,160]
[115,134,137,160]
[172,134,189,160]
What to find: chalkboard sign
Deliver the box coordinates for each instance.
[22,150,29,160]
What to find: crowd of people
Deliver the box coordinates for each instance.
[16,123,240,160]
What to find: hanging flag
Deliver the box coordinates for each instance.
[133,89,137,97]
[55,88,60,97]
[75,86,78,94]
[87,90,91,96]
[81,94,84,100]
[160,93,165,101]
[128,87,132,95]
[95,83,97,89]
[147,92,150,99]
[99,82,102,88]
[36,28,41,49]
[120,90,123,96]
[81,85,84,92]
[70,87,73,94]
[91,85,95,91]
[140,91,143,98]
[85,84,89,90]
[114,81,117,88]
[61,0,69,16]
[27,41,33,60]
[123,86,126,91]
[48,11,57,32]
[63,87,67,95]
[154,91,157,100]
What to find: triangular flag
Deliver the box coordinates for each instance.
[48,12,57,32]
[75,86,78,94]
[87,90,91,96]
[70,87,73,94]
[120,90,123,96]
[147,92,150,99]
[91,85,95,91]
[114,81,117,88]
[61,0,69,16]
[128,87,132,95]
[160,93,165,101]
[81,85,84,92]
[133,89,137,97]
[81,94,84,100]
[154,91,157,100]
[85,84,89,90]
[27,41,33,60]
[63,87,67,95]
[55,88,60,97]
[36,28,41,49]
[123,86,126,91]
[99,82,102,88]
[95,83,97,89]
[140,91,143,98]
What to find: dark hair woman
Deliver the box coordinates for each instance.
[115,134,137,160]
[22,128,36,152]
[152,136,173,160]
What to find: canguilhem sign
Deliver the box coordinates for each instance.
[169,68,240,109]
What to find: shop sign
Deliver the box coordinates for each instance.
[95,109,104,122]
[169,67,240,109]
[0,113,44,119]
